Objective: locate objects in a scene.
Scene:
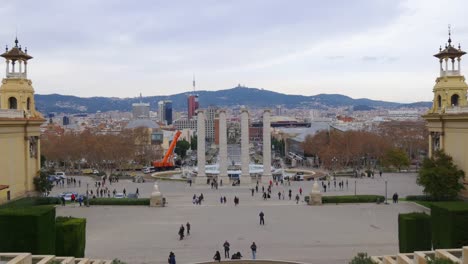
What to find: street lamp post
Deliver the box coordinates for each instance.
[354,180,357,196]
[332,157,338,179]
[385,180,388,204]
[86,183,89,207]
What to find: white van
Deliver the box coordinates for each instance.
[55,172,66,179]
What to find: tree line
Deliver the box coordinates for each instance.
[302,121,428,170]
[41,127,164,174]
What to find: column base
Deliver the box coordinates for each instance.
[217,176,230,186]
[240,175,253,185]
[195,176,208,185]
[150,194,164,207]
[261,174,274,184]
[308,193,322,205]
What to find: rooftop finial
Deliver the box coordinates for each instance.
[14,37,18,47]
[5,45,7,52]
[25,47,27,53]
[440,45,442,52]
[448,24,452,46]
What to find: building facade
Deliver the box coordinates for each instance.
[158,100,172,125]
[0,38,44,204]
[423,29,468,198]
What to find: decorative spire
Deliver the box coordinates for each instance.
[440,45,442,52]
[14,37,18,47]
[448,24,452,46]
[25,47,27,53]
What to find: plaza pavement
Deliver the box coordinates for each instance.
[54,173,426,264]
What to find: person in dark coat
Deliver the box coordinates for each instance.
[168,251,176,264]
[213,251,221,262]
[392,192,399,203]
[186,222,191,235]
[223,240,230,258]
[250,242,257,259]
[178,225,185,240]
[259,211,265,225]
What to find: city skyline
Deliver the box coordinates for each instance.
[0,0,467,102]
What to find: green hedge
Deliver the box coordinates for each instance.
[55,216,86,257]
[431,202,468,249]
[322,195,385,204]
[398,213,432,253]
[0,205,56,254]
[88,198,150,206]
[0,197,61,208]
[406,195,458,202]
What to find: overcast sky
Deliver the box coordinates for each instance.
[0,0,467,103]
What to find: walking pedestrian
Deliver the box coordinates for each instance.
[255,185,258,193]
[223,240,230,258]
[223,196,227,204]
[78,180,81,187]
[299,187,302,195]
[295,194,300,204]
[393,192,399,203]
[178,225,185,240]
[186,222,191,236]
[136,188,139,196]
[278,191,281,200]
[213,251,221,262]
[259,211,265,225]
[168,252,176,264]
[288,189,292,200]
[250,242,257,259]
[251,188,255,196]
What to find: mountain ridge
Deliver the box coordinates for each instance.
[34,87,432,114]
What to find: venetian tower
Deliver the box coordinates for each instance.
[423,27,468,198]
[0,38,42,118]
[0,38,44,204]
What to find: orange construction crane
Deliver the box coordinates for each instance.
[153,130,182,170]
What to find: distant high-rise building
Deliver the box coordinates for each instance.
[132,93,150,119]
[275,105,282,116]
[158,100,173,125]
[188,94,199,119]
[205,105,218,142]
[63,116,70,126]
[188,76,199,119]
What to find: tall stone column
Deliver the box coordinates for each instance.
[240,107,251,184]
[196,110,207,184]
[262,109,274,183]
[218,109,229,185]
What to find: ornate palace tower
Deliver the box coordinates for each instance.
[0,38,44,204]
[423,27,468,198]
[0,38,42,118]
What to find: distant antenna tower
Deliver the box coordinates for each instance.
[192,74,196,92]
[139,92,142,103]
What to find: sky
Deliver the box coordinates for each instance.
[0,0,467,103]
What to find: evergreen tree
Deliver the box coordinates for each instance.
[417,150,465,200]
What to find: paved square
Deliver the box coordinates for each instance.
[54,173,426,264]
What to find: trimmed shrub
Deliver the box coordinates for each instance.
[398,212,431,253]
[431,202,468,249]
[88,198,150,206]
[406,195,458,202]
[55,216,86,257]
[323,195,384,204]
[349,252,375,264]
[0,205,56,254]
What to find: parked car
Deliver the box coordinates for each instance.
[127,193,138,199]
[114,193,125,199]
[59,192,78,201]
[55,172,66,179]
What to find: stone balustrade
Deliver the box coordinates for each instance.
[371,246,468,264]
[0,253,112,264]
[0,109,24,118]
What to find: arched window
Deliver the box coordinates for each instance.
[8,97,17,109]
[451,94,459,106]
[26,98,31,110]
[437,95,442,108]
